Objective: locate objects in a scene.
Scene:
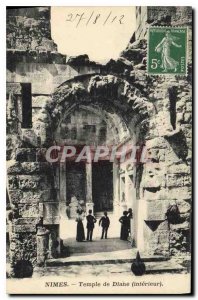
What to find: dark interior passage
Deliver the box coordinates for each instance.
[92,161,113,212]
[66,162,86,205]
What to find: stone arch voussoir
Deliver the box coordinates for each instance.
[41,74,155,143]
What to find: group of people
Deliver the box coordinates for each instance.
[75,208,133,242]
[119,208,133,241]
[76,209,110,242]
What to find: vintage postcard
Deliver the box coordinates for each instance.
[6,6,192,294]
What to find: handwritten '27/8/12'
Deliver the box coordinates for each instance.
[66,11,125,27]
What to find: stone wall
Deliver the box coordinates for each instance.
[121,6,192,256]
[7,7,57,51]
[6,6,192,276]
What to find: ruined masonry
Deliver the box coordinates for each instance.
[6,6,192,276]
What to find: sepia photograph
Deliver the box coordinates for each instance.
[5,4,192,295]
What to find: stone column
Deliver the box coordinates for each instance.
[125,165,137,246]
[85,162,94,213]
[59,162,68,219]
[48,225,60,258]
[125,169,130,209]
[113,160,120,216]
[136,199,147,251]
[36,227,50,266]
[120,169,127,212]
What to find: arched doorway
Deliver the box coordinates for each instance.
[41,74,153,252]
[53,102,133,240]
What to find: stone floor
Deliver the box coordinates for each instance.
[6,237,189,280]
[34,261,186,278]
[49,237,169,266]
[43,237,187,276]
[63,236,132,255]
[44,236,186,272]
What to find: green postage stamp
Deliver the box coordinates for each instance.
[147,27,188,75]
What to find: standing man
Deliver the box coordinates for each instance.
[86,209,96,241]
[99,211,110,239]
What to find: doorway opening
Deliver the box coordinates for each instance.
[92,161,113,213]
[66,161,86,206]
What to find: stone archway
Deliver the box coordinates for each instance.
[36,74,154,249]
[37,74,154,145]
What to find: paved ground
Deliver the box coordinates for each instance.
[34,261,186,278]
[63,237,132,256]
[6,236,187,284]
[6,236,189,281]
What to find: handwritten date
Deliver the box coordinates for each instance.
[66,11,125,27]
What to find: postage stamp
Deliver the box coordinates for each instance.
[147,26,188,75]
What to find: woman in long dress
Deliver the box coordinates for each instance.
[155,31,182,72]
[119,211,129,241]
[76,210,85,242]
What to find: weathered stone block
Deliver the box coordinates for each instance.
[147,148,160,162]
[21,129,39,147]
[12,219,38,234]
[167,187,191,200]
[146,148,165,162]
[144,222,169,256]
[186,102,192,112]
[121,44,146,64]
[16,148,37,162]
[8,190,23,204]
[22,162,50,174]
[144,188,168,200]
[146,137,168,149]
[8,175,19,189]
[43,202,60,225]
[183,175,191,186]
[19,204,39,218]
[165,148,183,164]
[142,163,166,189]
[18,175,50,190]
[18,175,40,190]
[186,138,192,148]
[166,174,191,187]
[152,89,168,100]
[184,113,192,124]
[13,224,37,233]
[153,98,170,111]
[167,163,190,174]
[7,161,21,174]
[176,99,186,113]
[14,217,38,225]
[157,220,169,231]
[147,119,159,139]
[177,112,184,123]
[22,190,51,203]
[9,231,37,266]
[7,161,50,175]
[181,124,192,138]
[155,111,174,136]
[145,200,170,220]
[170,221,190,231]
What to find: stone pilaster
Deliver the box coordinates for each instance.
[36,227,49,266]
[59,162,68,219]
[85,162,94,213]
[113,160,120,216]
